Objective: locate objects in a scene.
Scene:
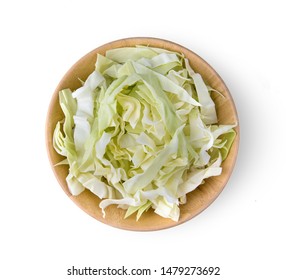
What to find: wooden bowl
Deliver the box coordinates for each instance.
[46,37,239,231]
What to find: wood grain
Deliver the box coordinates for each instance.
[46,37,239,231]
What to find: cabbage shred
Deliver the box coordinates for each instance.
[53,46,236,221]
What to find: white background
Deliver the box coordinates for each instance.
[1,0,285,279]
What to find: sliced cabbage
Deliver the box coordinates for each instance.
[53,46,236,221]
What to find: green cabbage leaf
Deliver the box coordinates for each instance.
[53,46,236,221]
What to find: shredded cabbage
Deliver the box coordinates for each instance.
[53,46,236,221]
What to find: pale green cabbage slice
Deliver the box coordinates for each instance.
[53,46,236,221]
